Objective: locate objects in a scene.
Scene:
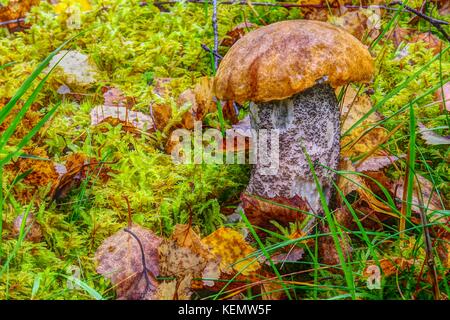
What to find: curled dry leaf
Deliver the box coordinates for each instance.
[177,77,216,130]
[418,123,450,145]
[95,224,162,300]
[12,213,43,243]
[51,153,112,201]
[202,227,260,276]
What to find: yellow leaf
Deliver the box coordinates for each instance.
[202,227,260,276]
[53,0,91,14]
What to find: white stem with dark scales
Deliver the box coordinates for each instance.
[246,83,340,213]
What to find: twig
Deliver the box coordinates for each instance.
[201,43,223,59]
[390,1,449,42]
[414,179,441,300]
[212,0,219,71]
[0,18,25,27]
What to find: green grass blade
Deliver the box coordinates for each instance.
[239,209,293,300]
[0,102,61,167]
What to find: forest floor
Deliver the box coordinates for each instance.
[0,0,449,300]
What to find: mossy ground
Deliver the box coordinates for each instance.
[0,0,448,299]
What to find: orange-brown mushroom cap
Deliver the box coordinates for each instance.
[214,20,375,104]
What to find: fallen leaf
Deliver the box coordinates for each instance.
[159,240,209,281]
[220,22,257,47]
[46,50,98,87]
[338,159,395,216]
[391,174,445,218]
[329,10,369,40]
[53,0,91,14]
[202,227,260,276]
[340,87,388,158]
[261,282,284,300]
[90,105,154,131]
[355,155,402,172]
[364,257,414,277]
[435,82,450,112]
[12,213,43,242]
[51,153,112,201]
[240,193,309,235]
[156,274,193,300]
[418,123,450,145]
[177,77,216,130]
[95,224,162,300]
[269,247,305,265]
[410,32,443,55]
[159,225,220,291]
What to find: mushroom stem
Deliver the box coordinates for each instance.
[246,83,340,214]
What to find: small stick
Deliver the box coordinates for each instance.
[390,1,449,42]
[212,0,219,71]
[201,43,223,59]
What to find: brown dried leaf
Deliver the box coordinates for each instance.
[338,159,395,216]
[329,10,368,40]
[410,32,443,55]
[156,274,193,300]
[159,225,220,290]
[241,193,309,235]
[95,224,161,300]
[364,257,414,277]
[178,77,216,130]
[261,282,284,300]
[158,240,208,282]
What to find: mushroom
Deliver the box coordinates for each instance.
[214,20,374,224]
